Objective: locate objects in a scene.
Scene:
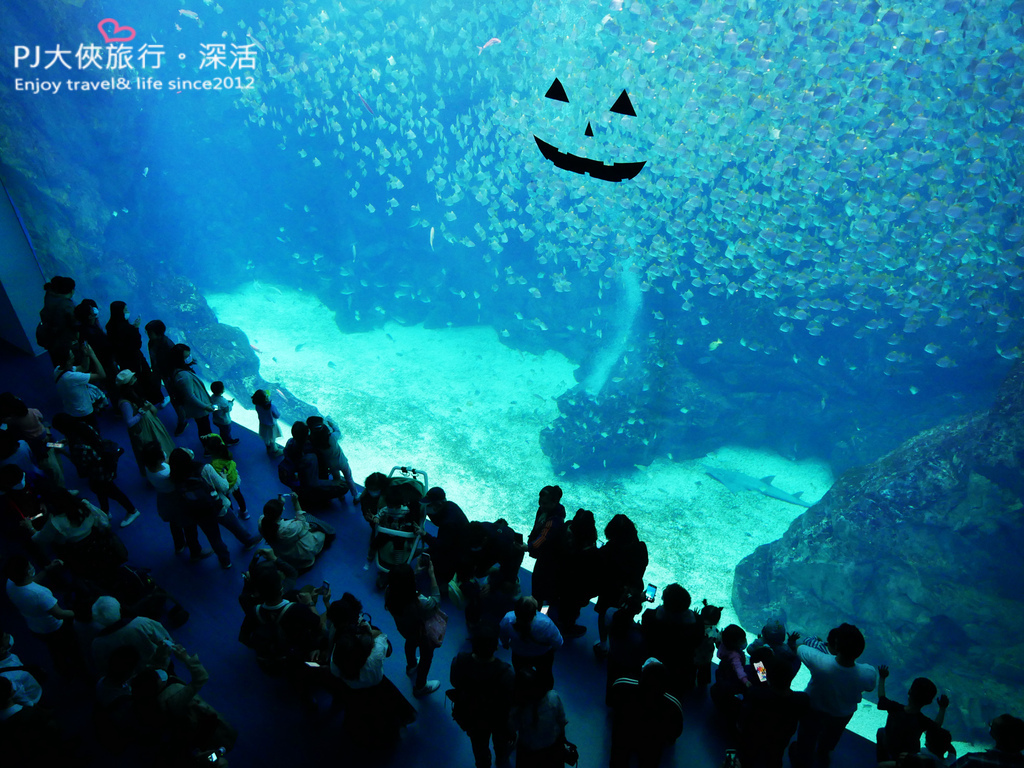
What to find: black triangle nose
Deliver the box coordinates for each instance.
[584,122,594,137]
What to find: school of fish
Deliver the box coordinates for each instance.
[224,0,1023,374]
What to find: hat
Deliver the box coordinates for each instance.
[115,369,137,386]
[425,487,446,503]
[92,596,122,627]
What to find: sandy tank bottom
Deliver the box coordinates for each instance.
[207,281,915,747]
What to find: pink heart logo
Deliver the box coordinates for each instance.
[97,18,136,44]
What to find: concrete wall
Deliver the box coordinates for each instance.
[0,182,45,355]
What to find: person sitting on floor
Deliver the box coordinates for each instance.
[243,563,325,679]
[281,421,347,507]
[257,492,334,573]
[306,416,357,502]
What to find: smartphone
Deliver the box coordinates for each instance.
[46,441,64,449]
[28,513,44,522]
[540,605,549,615]
[754,660,767,683]
[304,661,321,668]
[207,753,219,763]
[644,583,658,603]
[321,580,330,592]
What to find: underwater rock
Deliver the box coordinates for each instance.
[162,277,320,428]
[540,362,726,473]
[733,361,1024,741]
[970,360,1024,501]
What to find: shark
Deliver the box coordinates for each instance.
[703,466,814,508]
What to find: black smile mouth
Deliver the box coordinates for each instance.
[533,136,646,183]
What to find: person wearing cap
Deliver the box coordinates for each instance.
[90,595,173,678]
[422,486,468,597]
[609,657,684,768]
[114,369,176,475]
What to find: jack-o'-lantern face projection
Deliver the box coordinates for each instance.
[533,77,646,183]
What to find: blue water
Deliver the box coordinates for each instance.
[4,0,1020,402]
[3,0,1023,747]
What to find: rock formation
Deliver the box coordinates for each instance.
[733,360,1024,741]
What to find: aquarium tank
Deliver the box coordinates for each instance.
[1,0,1022,747]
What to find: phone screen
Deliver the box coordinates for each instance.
[644,583,657,603]
[754,661,767,683]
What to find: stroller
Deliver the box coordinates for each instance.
[371,465,428,588]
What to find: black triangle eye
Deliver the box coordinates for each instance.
[610,90,635,116]
[545,78,569,103]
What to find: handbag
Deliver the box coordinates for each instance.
[562,737,579,766]
[422,607,448,649]
[447,578,467,610]
[99,439,124,477]
[88,383,110,410]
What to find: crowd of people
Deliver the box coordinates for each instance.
[1,276,1021,768]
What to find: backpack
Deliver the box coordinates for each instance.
[245,603,295,673]
[35,321,55,349]
[277,453,301,490]
[178,473,223,519]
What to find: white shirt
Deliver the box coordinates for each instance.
[5,580,62,634]
[797,644,877,717]
[145,463,176,494]
[0,653,43,706]
[54,367,93,417]
[334,633,389,689]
